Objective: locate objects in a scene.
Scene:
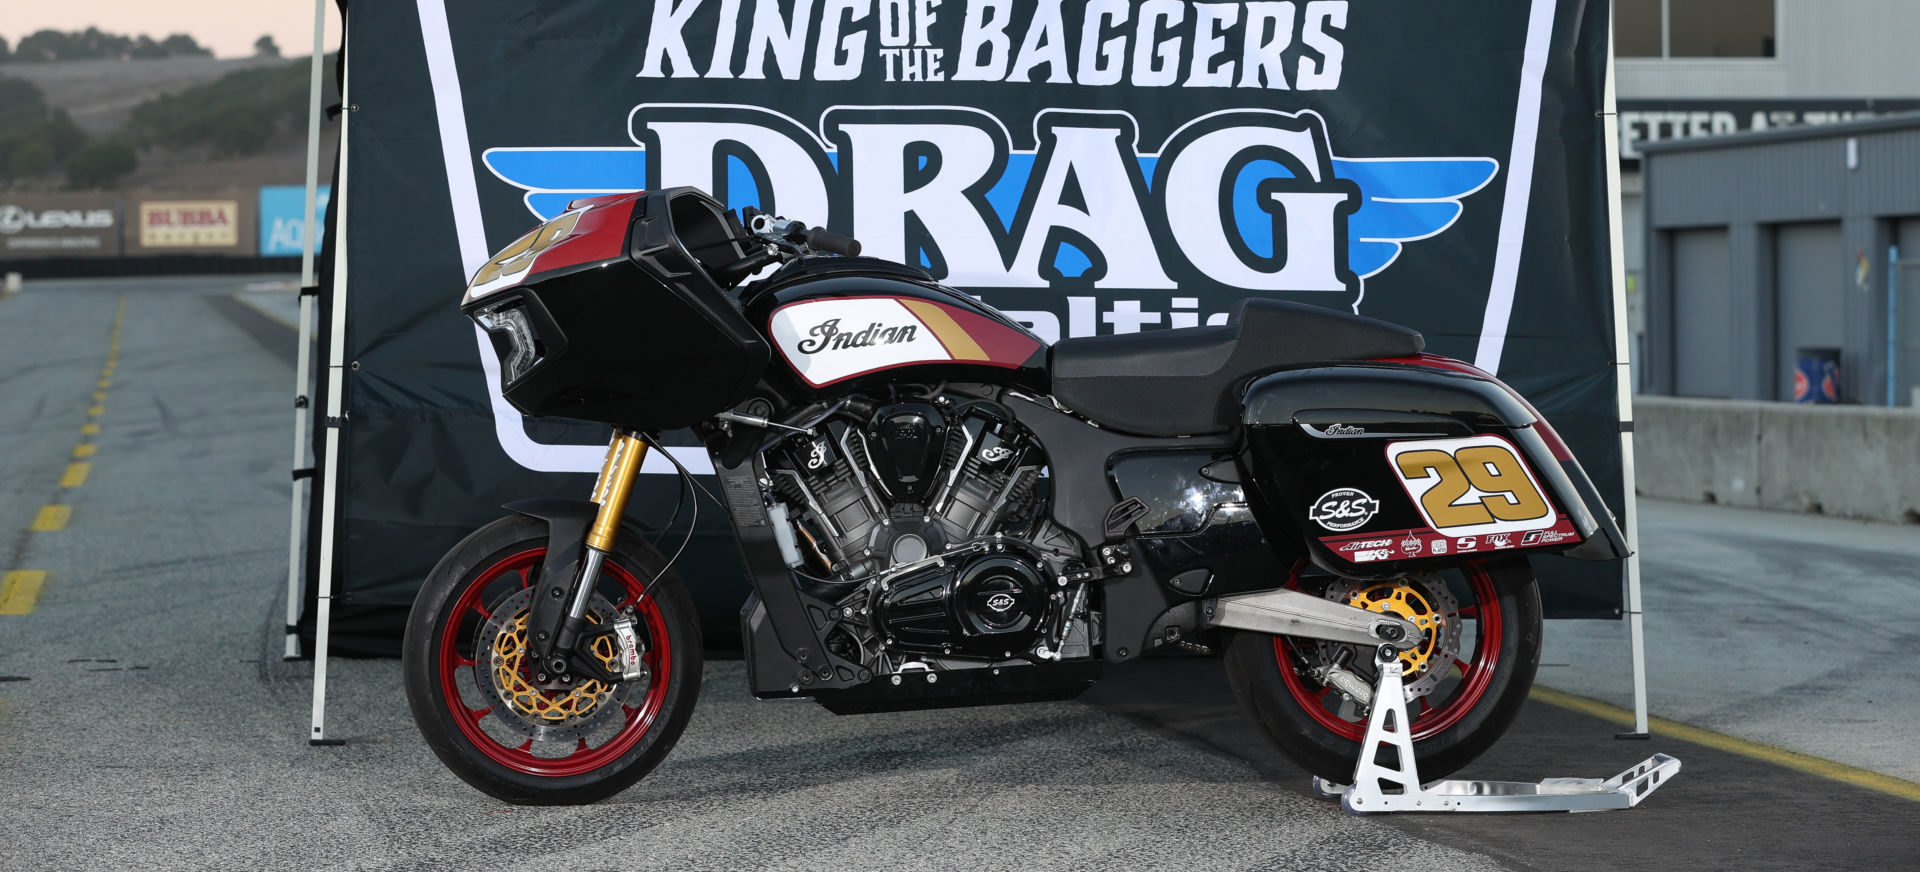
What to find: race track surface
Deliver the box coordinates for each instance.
[0,276,1914,871]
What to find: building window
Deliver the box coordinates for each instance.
[1617,0,1776,59]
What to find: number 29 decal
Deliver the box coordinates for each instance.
[1386,435,1556,537]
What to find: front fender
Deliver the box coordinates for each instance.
[502,498,659,660]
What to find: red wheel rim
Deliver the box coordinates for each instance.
[436,548,673,777]
[1273,563,1502,742]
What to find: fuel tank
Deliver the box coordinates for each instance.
[742,257,1049,395]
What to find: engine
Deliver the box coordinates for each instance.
[763,388,1093,671]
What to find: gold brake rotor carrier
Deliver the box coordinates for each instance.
[1319,573,1463,699]
[491,613,623,722]
[475,587,633,741]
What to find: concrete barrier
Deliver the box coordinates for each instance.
[1633,396,1920,523]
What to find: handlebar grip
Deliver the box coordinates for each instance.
[803,226,862,257]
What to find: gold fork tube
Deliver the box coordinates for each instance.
[586,431,650,553]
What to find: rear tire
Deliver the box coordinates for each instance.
[402,514,702,804]
[1224,558,1541,783]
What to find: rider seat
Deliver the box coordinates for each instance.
[1048,298,1425,437]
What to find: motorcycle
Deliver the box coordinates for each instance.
[402,187,1626,804]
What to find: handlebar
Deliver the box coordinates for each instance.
[800,225,861,257]
[711,208,865,287]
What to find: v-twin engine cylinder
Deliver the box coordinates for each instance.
[763,389,1087,666]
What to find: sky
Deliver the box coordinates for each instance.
[4,0,344,59]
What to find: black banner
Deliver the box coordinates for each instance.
[317,0,1625,655]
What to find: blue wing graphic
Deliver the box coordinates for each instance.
[481,148,649,220]
[1335,157,1501,278]
[1229,156,1499,279]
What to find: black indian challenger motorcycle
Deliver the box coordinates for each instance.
[402,187,1626,804]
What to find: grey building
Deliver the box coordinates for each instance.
[1640,113,1920,405]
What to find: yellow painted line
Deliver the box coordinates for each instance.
[81,423,99,435]
[72,444,96,459]
[87,405,103,418]
[30,505,70,531]
[97,379,111,389]
[59,463,90,487]
[1531,685,1920,803]
[92,392,106,402]
[0,571,47,615]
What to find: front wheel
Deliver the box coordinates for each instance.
[402,514,703,804]
[1224,558,1542,783]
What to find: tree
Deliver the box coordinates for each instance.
[159,34,211,57]
[8,141,53,179]
[0,78,50,129]
[130,36,169,60]
[64,139,137,189]
[254,35,281,58]
[0,36,11,63]
[13,30,71,62]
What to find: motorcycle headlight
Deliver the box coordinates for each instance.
[474,303,541,383]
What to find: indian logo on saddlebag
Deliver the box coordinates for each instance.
[795,318,920,354]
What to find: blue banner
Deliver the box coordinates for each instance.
[258,185,331,256]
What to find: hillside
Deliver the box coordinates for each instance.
[3,55,286,135]
[3,55,339,191]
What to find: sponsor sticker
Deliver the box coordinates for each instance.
[1457,536,1478,552]
[1338,538,1394,552]
[1308,488,1379,532]
[1486,533,1513,549]
[1386,434,1557,538]
[1399,533,1422,555]
[1353,548,1393,562]
[1430,540,1448,555]
[1521,529,1578,546]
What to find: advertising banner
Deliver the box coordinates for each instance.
[127,194,256,254]
[1617,98,1920,163]
[318,0,1626,654]
[259,185,332,256]
[0,193,119,259]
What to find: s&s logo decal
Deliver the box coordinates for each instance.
[1308,488,1379,532]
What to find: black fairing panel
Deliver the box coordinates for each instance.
[469,189,770,429]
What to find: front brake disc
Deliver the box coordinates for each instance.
[473,588,634,742]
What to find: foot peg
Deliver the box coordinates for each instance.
[1320,648,1680,814]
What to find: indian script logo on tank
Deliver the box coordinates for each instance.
[479,0,1498,332]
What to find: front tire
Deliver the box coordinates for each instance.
[1224,558,1541,783]
[402,514,702,804]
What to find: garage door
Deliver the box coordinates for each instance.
[1897,218,1920,407]
[1671,228,1733,397]
[1773,222,1846,401]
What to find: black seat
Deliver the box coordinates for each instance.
[1048,298,1424,436]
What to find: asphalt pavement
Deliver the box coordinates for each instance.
[0,276,1915,871]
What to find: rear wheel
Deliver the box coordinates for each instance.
[402,514,702,804]
[1224,558,1541,783]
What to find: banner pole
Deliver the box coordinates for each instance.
[309,58,350,747]
[1601,5,1652,737]
[284,0,330,661]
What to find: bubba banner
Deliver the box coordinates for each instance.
[316,0,1623,653]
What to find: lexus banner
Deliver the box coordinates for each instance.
[313,0,1624,654]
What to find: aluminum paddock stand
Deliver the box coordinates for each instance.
[1312,648,1680,814]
